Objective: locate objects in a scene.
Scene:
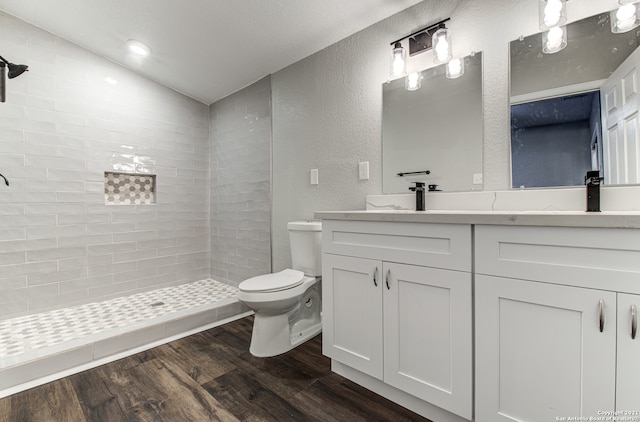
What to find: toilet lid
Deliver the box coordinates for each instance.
[239,269,305,293]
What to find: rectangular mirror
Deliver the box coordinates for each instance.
[382,52,483,194]
[510,10,640,188]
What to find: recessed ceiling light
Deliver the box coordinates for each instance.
[126,39,151,57]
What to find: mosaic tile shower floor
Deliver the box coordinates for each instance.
[0,279,237,359]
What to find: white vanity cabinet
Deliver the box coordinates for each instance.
[322,220,473,420]
[322,253,384,378]
[475,275,617,420]
[475,225,640,421]
[617,293,640,411]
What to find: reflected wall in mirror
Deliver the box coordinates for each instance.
[382,53,483,194]
[510,11,640,188]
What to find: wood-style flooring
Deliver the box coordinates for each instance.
[0,316,431,421]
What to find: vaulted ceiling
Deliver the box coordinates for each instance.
[0,0,422,104]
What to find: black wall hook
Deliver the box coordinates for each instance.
[0,172,9,186]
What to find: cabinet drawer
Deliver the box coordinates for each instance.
[475,225,640,293]
[322,220,471,272]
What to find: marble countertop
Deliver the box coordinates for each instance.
[313,210,640,229]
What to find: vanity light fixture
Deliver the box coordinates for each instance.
[390,42,407,78]
[539,0,567,30]
[542,25,567,54]
[389,18,451,81]
[405,72,422,91]
[446,58,465,79]
[611,3,640,33]
[126,39,151,57]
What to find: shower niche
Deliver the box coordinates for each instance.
[104,172,156,205]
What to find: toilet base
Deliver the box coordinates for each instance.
[249,312,321,357]
[240,277,322,357]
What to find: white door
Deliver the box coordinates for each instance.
[616,293,640,411]
[321,253,383,379]
[601,46,640,184]
[383,262,472,420]
[475,275,616,422]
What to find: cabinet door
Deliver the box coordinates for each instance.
[617,293,640,411]
[322,253,383,379]
[476,275,617,422]
[383,262,472,419]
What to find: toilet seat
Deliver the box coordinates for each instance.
[239,269,304,293]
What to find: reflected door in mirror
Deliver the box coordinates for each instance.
[601,46,640,184]
[509,10,640,188]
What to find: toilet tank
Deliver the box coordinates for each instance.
[288,221,322,276]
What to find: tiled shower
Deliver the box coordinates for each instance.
[0,8,211,319]
[209,76,272,287]
[0,8,270,386]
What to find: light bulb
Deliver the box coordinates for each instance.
[611,4,640,33]
[543,26,566,53]
[436,37,449,57]
[446,58,464,79]
[617,4,638,31]
[405,72,421,91]
[617,3,636,20]
[547,26,563,42]
[546,27,564,49]
[392,55,405,77]
[126,39,151,57]
[544,11,561,27]
[390,42,406,78]
[432,28,452,64]
[539,0,566,30]
[130,45,146,55]
[545,0,563,14]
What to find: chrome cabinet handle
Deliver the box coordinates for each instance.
[385,269,390,290]
[599,299,605,333]
[632,304,637,340]
[373,267,378,287]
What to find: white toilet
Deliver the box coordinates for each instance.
[237,220,322,357]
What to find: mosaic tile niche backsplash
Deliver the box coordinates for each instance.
[104,172,156,205]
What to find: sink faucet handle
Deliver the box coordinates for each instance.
[409,182,425,192]
[584,170,603,185]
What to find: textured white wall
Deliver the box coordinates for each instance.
[271,0,620,270]
[209,77,272,287]
[0,11,210,319]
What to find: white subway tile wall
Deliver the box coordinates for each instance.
[0,11,211,319]
[209,77,272,286]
